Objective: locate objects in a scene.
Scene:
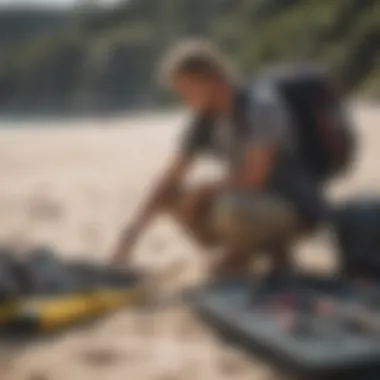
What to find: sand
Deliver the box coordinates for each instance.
[0,104,379,380]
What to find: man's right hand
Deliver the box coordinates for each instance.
[110,153,192,266]
[110,226,139,265]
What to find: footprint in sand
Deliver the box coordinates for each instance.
[26,194,64,222]
[79,348,124,368]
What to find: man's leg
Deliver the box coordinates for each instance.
[160,185,221,249]
[160,187,300,278]
[161,189,251,278]
[211,191,300,276]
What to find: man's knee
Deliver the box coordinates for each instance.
[160,185,183,211]
[213,192,246,230]
[163,188,219,247]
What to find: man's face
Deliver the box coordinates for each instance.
[172,74,217,112]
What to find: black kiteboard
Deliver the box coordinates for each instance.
[192,274,380,380]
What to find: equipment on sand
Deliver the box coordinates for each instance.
[0,248,25,302]
[2,194,380,378]
[187,197,380,380]
[0,245,186,335]
[191,274,380,380]
[334,198,380,279]
[23,247,80,295]
[0,284,144,334]
[0,246,149,334]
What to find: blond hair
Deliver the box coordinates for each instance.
[158,38,237,87]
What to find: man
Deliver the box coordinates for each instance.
[111,39,326,278]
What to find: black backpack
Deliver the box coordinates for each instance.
[192,64,356,182]
[261,64,356,181]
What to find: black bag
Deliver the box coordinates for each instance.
[188,63,356,182]
[24,247,77,295]
[264,63,356,181]
[0,248,27,302]
[334,198,380,278]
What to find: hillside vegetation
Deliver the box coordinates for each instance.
[0,0,378,114]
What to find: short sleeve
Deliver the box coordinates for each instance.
[180,113,215,157]
[247,82,290,145]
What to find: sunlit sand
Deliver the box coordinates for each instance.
[0,104,379,379]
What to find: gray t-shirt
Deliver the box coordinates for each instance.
[181,81,295,180]
[181,82,326,224]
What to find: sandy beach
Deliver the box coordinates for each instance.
[0,104,379,380]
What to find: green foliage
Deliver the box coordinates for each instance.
[0,0,378,111]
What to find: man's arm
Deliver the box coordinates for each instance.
[229,85,289,189]
[112,113,210,264]
[230,145,277,189]
[131,153,191,227]
[112,153,192,263]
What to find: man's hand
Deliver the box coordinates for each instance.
[110,154,192,266]
[111,226,140,265]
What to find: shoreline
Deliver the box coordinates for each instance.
[0,99,377,127]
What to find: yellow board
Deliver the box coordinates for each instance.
[0,287,145,333]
